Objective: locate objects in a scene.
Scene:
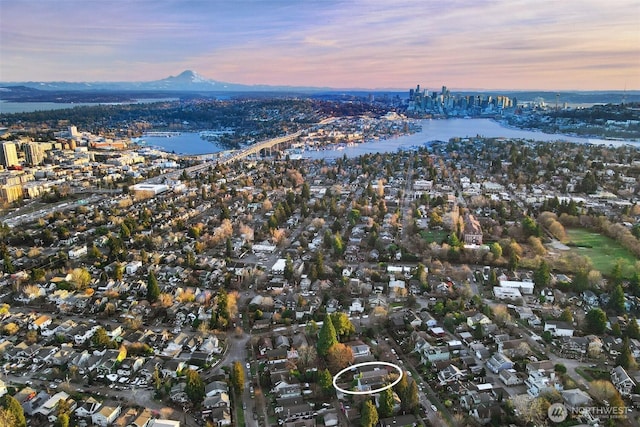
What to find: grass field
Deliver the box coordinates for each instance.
[566,228,638,277]
[420,229,448,244]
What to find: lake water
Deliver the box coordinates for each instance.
[303,118,640,160]
[140,132,224,155]
[141,118,639,157]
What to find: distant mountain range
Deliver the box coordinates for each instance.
[0,70,333,93]
[1,70,638,105]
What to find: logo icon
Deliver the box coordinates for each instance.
[548,403,568,423]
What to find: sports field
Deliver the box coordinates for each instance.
[566,228,638,277]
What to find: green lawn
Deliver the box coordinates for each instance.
[420,229,448,244]
[566,228,638,277]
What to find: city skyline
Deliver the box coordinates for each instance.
[1,0,639,91]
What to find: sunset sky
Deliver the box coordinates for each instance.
[1,0,639,90]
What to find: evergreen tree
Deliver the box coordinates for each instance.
[578,171,598,194]
[147,271,160,302]
[107,235,126,261]
[284,254,294,280]
[612,323,622,337]
[404,380,419,412]
[315,252,325,279]
[522,216,541,238]
[332,233,345,255]
[317,368,334,396]
[301,182,310,200]
[584,308,607,335]
[610,260,624,286]
[416,263,427,286]
[533,261,551,288]
[185,369,205,406]
[616,337,638,370]
[627,318,640,340]
[573,269,590,292]
[361,400,379,427]
[508,251,519,272]
[214,289,230,329]
[378,387,395,417]
[448,233,462,248]
[2,253,14,274]
[88,243,101,260]
[225,238,233,258]
[219,204,231,221]
[490,242,503,259]
[120,223,131,239]
[394,374,409,409]
[629,271,640,296]
[317,315,338,357]
[473,325,484,340]
[608,284,626,313]
[488,270,498,287]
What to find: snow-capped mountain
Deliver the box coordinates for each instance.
[0,70,328,93]
[147,70,225,90]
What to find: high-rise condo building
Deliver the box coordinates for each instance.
[0,142,19,168]
[24,142,44,166]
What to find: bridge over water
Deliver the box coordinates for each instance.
[220,117,335,164]
[146,118,336,182]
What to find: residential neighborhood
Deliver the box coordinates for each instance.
[0,95,638,427]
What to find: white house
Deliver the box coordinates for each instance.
[349,299,364,316]
[438,364,465,384]
[271,258,286,275]
[525,370,562,397]
[493,286,522,300]
[126,261,143,275]
[544,321,574,337]
[151,420,181,427]
[611,365,636,396]
[92,404,121,426]
[69,245,88,259]
[499,279,534,295]
[75,397,102,418]
[499,369,522,386]
[349,343,371,358]
[30,314,52,331]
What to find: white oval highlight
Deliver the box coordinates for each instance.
[332,361,403,395]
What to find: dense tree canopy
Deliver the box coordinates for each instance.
[330,312,355,341]
[584,308,607,335]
